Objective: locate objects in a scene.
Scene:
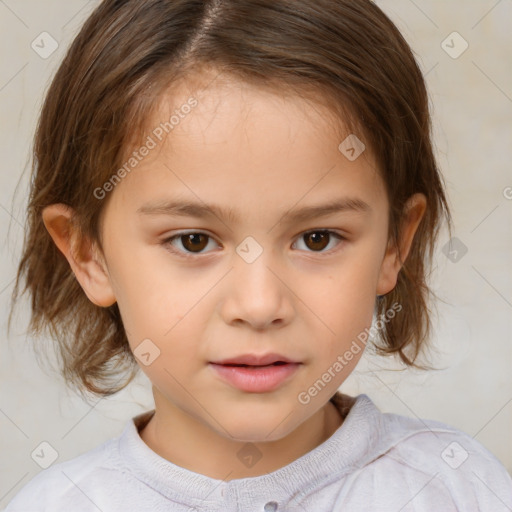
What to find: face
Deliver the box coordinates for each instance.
[93,72,401,442]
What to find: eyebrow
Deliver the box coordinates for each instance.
[137,196,372,224]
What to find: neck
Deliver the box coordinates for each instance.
[139,390,343,481]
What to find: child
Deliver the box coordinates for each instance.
[6,0,512,510]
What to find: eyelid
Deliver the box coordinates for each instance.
[162,229,346,258]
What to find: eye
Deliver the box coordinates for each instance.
[162,229,344,259]
[292,230,344,253]
[164,232,220,257]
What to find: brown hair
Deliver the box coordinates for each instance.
[8,0,453,399]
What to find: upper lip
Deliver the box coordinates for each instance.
[210,353,300,366]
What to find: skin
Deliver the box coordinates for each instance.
[42,70,426,480]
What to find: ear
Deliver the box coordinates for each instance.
[376,193,427,296]
[42,203,116,307]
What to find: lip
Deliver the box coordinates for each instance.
[211,353,299,366]
[210,361,301,393]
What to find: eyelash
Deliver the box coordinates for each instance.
[161,229,345,259]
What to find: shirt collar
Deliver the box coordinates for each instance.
[115,393,382,507]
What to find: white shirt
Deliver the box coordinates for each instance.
[5,393,512,511]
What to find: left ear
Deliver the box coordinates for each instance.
[376,193,427,296]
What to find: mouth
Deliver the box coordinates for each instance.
[209,360,301,393]
[210,353,300,367]
[219,362,290,368]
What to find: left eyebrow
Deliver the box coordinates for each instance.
[136,196,372,224]
[280,197,372,223]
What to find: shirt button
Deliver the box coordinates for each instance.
[264,502,278,512]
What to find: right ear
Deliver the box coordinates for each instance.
[42,203,116,307]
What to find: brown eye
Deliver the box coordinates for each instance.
[164,232,218,257]
[294,230,343,253]
[304,231,329,251]
[180,233,209,253]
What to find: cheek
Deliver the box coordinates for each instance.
[107,247,210,338]
[299,265,378,365]
[310,267,377,326]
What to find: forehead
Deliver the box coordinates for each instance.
[140,69,358,152]
[107,71,387,223]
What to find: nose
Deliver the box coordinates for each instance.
[219,244,294,330]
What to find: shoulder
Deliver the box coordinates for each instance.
[4,436,120,512]
[351,398,512,510]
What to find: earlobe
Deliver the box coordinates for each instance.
[42,203,117,307]
[376,193,427,296]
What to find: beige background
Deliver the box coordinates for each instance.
[1,0,511,508]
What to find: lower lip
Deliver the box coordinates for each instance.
[209,363,301,392]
